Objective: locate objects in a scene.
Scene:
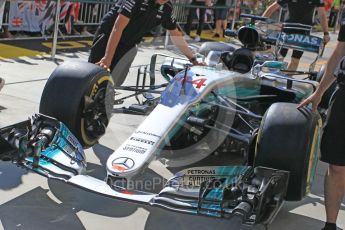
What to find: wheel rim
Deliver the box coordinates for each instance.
[81,76,114,146]
[84,87,108,139]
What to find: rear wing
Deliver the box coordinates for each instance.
[266,23,324,71]
[273,33,324,55]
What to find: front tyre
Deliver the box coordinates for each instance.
[254,103,322,201]
[39,61,114,148]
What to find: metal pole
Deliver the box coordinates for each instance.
[231,0,238,30]
[51,0,61,59]
[164,29,169,49]
[278,7,283,23]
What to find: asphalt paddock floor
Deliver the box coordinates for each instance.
[0,34,344,230]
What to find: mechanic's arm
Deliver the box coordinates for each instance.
[317,6,330,43]
[96,15,129,70]
[169,29,204,65]
[298,41,345,111]
[262,1,280,18]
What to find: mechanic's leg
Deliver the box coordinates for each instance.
[288,58,300,71]
[324,165,345,227]
[279,48,288,61]
[288,50,303,71]
[185,4,196,36]
[221,19,227,37]
[197,7,206,36]
[1,1,13,38]
[88,9,116,64]
[320,87,345,230]
[88,31,109,64]
[110,46,138,86]
[215,19,222,36]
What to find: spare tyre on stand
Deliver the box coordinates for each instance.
[39,61,114,148]
[254,103,322,201]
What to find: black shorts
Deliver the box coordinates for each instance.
[214,8,228,20]
[338,23,345,41]
[280,48,304,59]
[320,86,345,166]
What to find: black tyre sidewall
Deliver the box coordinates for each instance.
[39,61,113,147]
[254,103,321,201]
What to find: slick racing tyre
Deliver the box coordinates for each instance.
[39,61,114,148]
[198,42,235,56]
[254,103,322,201]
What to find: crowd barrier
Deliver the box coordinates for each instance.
[0,0,239,33]
[0,0,240,58]
[1,0,343,58]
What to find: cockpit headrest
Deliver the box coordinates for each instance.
[221,48,254,74]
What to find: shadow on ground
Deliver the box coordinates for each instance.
[1,142,344,230]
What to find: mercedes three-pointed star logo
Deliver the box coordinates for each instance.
[112,157,135,172]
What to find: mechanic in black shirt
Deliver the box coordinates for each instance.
[89,0,203,86]
[299,23,345,230]
[262,0,330,71]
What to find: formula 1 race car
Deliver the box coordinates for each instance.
[0,15,326,227]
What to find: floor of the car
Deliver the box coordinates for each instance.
[167,150,246,173]
[127,150,247,194]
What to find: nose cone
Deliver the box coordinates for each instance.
[107,156,135,174]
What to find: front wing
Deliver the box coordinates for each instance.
[0,115,289,226]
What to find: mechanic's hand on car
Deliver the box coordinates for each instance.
[96,56,111,72]
[297,91,323,112]
[323,33,331,45]
[191,59,207,66]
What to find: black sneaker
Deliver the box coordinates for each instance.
[212,33,220,38]
[0,77,4,92]
[322,222,337,230]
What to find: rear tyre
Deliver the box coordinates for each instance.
[39,61,114,148]
[254,103,321,201]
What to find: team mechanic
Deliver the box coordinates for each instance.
[89,0,203,86]
[299,22,345,230]
[262,0,330,71]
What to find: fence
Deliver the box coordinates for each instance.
[1,0,240,33]
[1,0,343,58]
[0,0,237,58]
